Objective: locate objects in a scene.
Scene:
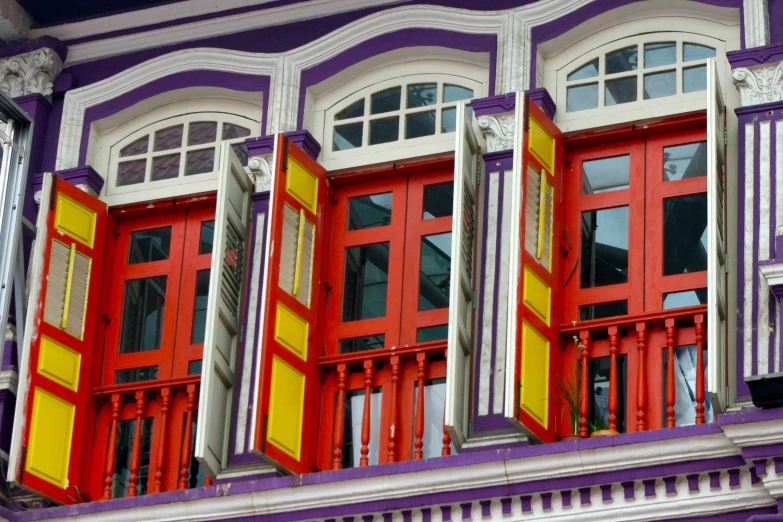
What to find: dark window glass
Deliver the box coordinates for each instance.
[232,143,249,166]
[663,193,707,275]
[333,123,363,151]
[566,83,598,112]
[185,148,215,176]
[683,43,716,62]
[580,355,627,433]
[567,58,599,81]
[582,155,630,194]
[443,84,473,103]
[683,65,708,93]
[191,270,210,344]
[128,227,171,264]
[348,193,392,231]
[188,360,203,375]
[405,111,436,139]
[580,206,629,288]
[187,122,217,146]
[662,344,714,426]
[336,99,365,120]
[369,117,399,145]
[441,107,456,133]
[111,417,153,498]
[341,387,382,468]
[416,325,448,343]
[663,289,708,310]
[423,182,454,219]
[183,412,206,488]
[371,87,401,114]
[120,136,149,157]
[643,70,676,100]
[342,242,390,322]
[407,83,437,108]
[153,125,183,152]
[579,301,628,321]
[412,379,451,458]
[605,77,637,105]
[419,232,451,311]
[644,42,676,67]
[117,160,146,186]
[119,276,166,353]
[115,366,159,384]
[199,220,215,254]
[221,124,251,140]
[339,334,385,354]
[606,46,638,74]
[664,141,707,181]
[151,153,180,181]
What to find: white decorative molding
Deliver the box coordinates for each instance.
[759,263,783,290]
[477,112,515,153]
[248,155,273,192]
[0,47,62,98]
[0,369,18,395]
[744,0,770,49]
[3,323,13,343]
[0,0,32,43]
[733,61,783,106]
[722,418,783,447]
[33,183,95,208]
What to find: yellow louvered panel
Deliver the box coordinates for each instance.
[277,204,314,307]
[43,241,69,330]
[295,219,314,308]
[524,166,542,257]
[541,183,554,272]
[63,251,90,339]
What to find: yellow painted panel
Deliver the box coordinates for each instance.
[267,356,304,460]
[286,156,318,214]
[523,267,551,326]
[520,323,549,428]
[26,388,75,489]
[54,193,97,248]
[274,304,308,361]
[38,336,81,392]
[529,116,555,175]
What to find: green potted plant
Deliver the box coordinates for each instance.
[554,331,586,441]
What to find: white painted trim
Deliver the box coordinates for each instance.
[759,263,783,289]
[722,418,783,447]
[744,0,770,49]
[744,122,756,379]
[0,369,17,395]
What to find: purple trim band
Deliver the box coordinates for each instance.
[527,88,556,121]
[0,36,67,62]
[743,443,783,459]
[32,166,105,196]
[245,130,321,160]
[472,92,516,117]
[728,43,783,68]
[718,406,783,425]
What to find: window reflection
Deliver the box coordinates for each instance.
[582,155,630,194]
[419,233,452,311]
[342,243,390,321]
[663,289,708,309]
[348,193,392,230]
[111,418,153,498]
[412,379,453,457]
[341,388,382,468]
[119,276,167,353]
[581,356,627,433]
[662,344,714,426]
[663,142,707,181]
[128,227,171,264]
[580,206,629,288]
[190,270,210,344]
[339,334,385,354]
[663,194,707,275]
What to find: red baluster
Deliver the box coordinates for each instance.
[387,355,400,463]
[203,476,213,487]
[127,390,146,497]
[665,318,677,428]
[179,384,197,489]
[332,363,347,470]
[578,330,590,438]
[414,352,426,460]
[636,322,647,431]
[360,359,374,467]
[607,326,619,433]
[102,393,121,500]
[442,348,451,456]
[152,387,170,494]
[694,314,706,425]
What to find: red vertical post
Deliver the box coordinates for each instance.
[203,476,213,487]
[127,390,146,497]
[414,352,426,460]
[665,318,677,428]
[636,322,647,431]
[442,348,451,456]
[387,355,400,463]
[102,393,121,500]
[607,326,619,433]
[694,314,706,425]
[578,330,591,438]
[332,363,347,470]
[152,387,170,494]
[179,383,197,489]
[360,359,374,467]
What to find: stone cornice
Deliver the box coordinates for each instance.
[477,112,515,153]
[0,46,63,99]
[733,61,783,107]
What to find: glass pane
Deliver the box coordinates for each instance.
[683,43,716,62]
[580,206,629,288]
[683,65,708,93]
[341,388,382,468]
[441,107,456,133]
[151,153,180,181]
[117,160,146,186]
[190,269,210,344]
[663,288,707,310]
[423,182,454,219]
[333,123,363,151]
[582,155,630,194]
[582,356,627,433]
[336,99,365,120]
[419,232,451,311]
[119,276,166,353]
[348,193,392,230]
[111,417,153,498]
[371,87,401,114]
[199,220,215,254]
[416,324,448,343]
[339,334,385,354]
[232,143,249,166]
[115,366,159,384]
[663,194,708,275]
[221,123,251,140]
[153,125,183,152]
[605,77,637,105]
[644,42,676,67]
[187,122,217,146]
[120,136,149,157]
[566,83,598,112]
[185,148,215,176]
[405,111,436,139]
[128,227,171,264]
[606,46,638,74]
[664,141,707,181]
[662,344,714,426]
[342,242,389,322]
[579,301,628,321]
[412,379,452,458]
[188,360,203,375]
[369,117,399,145]
[407,83,437,108]
[443,84,473,103]
[183,412,206,488]
[567,58,599,81]
[643,70,676,100]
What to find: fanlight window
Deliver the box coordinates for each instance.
[566,41,715,113]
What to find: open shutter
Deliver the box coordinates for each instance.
[706,59,728,412]
[195,143,254,477]
[505,94,563,443]
[8,172,107,504]
[444,102,479,448]
[253,135,327,474]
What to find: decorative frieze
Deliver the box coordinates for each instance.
[477,113,515,153]
[733,61,783,106]
[248,155,273,192]
[0,47,63,99]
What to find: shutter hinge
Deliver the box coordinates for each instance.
[472,289,478,309]
[467,417,473,436]
[281,138,289,172]
[724,127,728,146]
[261,414,269,454]
[725,252,730,273]
[49,176,57,210]
[19,445,26,483]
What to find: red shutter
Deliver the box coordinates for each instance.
[9,172,107,503]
